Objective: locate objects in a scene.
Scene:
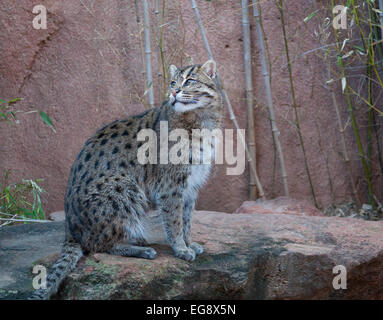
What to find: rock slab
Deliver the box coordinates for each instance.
[234,197,324,216]
[49,211,65,222]
[0,222,65,299]
[1,211,383,299]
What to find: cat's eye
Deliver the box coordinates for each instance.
[184,79,196,86]
[170,81,177,88]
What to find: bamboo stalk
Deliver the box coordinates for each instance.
[251,0,289,196]
[349,0,376,207]
[0,217,51,223]
[155,0,162,103]
[351,1,383,90]
[278,0,318,207]
[190,0,265,200]
[373,110,383,177]
[326,63,361,206]
[134,0,147,105]
[255,3,278,197]
[345,80,374,208]
[160,0,167,99]
[330,0,374,208]
[367,33,373,205]
[379,0,383,32]
[371,1,383,67]
[241,0,257,200]
[141,0,155,109]
[155,0,168,102]
[369,1,383,176]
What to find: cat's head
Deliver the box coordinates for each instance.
[167,60,219,113]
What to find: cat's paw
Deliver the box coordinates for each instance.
[189,242,204,255]
[141,247,157,260]
[174,247,196,262]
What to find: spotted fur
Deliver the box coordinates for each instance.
[30,60,224,299]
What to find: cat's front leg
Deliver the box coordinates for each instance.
[183,192,203,255]
[158,190,196,262]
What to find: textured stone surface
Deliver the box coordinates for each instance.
[234,197,324,216]
[1,0,382,215]
[0,221,65,299]
[2,211,383,300]
[49,211,65,221]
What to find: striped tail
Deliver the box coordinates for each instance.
[30,241,83,300]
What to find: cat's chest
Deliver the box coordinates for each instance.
[187,164,211,191]
[189,131,218,164]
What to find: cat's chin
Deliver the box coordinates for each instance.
[173,101,203,113]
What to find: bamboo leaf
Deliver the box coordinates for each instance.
[143,81,153,96]
[353,45,365,54]
[7,98,21,104]
[341,38,349,52]
[304,10,319,23]
[372,8,383,14]
[39,111,56,133]
[342,50,354,59]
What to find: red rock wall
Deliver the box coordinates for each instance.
[0,0,381,214]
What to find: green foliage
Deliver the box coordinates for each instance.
[1,97,55,131]
[1,97,52,226]
[303,10,319,23]
[0,170,46,226]
[39,111,56,133]
[0,98,20,124]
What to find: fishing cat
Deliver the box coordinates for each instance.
[31,60,224,299]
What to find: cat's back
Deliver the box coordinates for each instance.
[65,106,168,199]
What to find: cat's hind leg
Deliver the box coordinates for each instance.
[108,242,157,260]
[72,173,150,254]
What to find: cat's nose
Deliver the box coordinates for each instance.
[171,89,177,97]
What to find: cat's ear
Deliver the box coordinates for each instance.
[169,65,177,79]
[201,60,216,79]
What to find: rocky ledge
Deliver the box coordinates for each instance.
[1,209,383,299]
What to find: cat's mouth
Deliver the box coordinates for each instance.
[171,97,199,106]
